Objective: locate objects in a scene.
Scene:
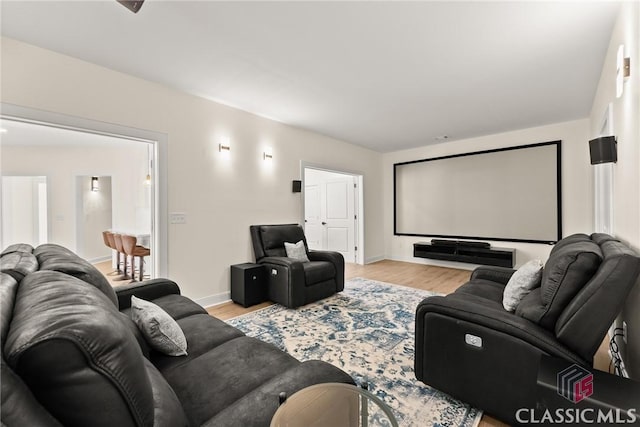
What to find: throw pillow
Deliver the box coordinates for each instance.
[130,296,187,356]
[284,240,310,262]
[503,260,544,312]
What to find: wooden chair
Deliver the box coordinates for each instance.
[112,234,132,281]
[103,231,123,276]
[121,234,151,282]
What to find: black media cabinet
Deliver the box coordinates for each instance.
[413,241,515,268]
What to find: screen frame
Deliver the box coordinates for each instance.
[393,140,562,244]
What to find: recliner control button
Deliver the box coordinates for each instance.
[465,334,483,348]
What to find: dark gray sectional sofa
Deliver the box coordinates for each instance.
[1,243,353,426]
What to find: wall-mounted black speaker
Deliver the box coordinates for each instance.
[117,0,144,13]
[589,136,617,164]
[292,180,302,193]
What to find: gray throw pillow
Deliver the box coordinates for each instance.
[284,240,310,262]
[503,259,543,312]
[130,296,187,356]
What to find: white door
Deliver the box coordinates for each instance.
[304,184,322,248]
[325,178,356,262]
[1,176,48,248]
[305,175,356,262]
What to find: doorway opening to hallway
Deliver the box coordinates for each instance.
[0,110,166,279]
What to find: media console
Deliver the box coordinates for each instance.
[413,240,515,268]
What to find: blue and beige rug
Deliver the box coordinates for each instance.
[228,277,481,427]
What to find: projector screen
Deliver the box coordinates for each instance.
[394,141,561,244]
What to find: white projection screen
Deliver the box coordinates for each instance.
[394,141,561,244]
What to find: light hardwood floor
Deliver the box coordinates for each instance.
[103,259,610,427]
[207,260,472,320]
[95,260,137,287]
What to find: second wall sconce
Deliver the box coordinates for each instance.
[219,136,231,153]
[263,146,273,160]
[616,44,631,98]
[91,176,99,192]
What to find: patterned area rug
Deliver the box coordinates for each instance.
[227,277,482,427]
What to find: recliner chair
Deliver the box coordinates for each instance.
[250,224,345,308]
[415,233,640,425]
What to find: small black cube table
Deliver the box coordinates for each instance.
[231,263,267,308]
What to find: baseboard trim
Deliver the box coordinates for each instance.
[389,255,477,271]
[365,255,385,264]
[88,255,111,264]
[195,292,231,309]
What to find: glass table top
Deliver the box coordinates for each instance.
[270,382,398,427]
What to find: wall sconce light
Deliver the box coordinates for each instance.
[91,176,100,192]
[263,146,273,160]
[144,145,152,185]
[219,137,231,153]
[589,136,617,164]
[616,45,631,98]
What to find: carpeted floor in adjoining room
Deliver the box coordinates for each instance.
[227,277,482,427]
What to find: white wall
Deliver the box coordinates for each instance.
[1,142,150,255]
[589,2,640,378]
[383,119,593,269]
[0,37,385,305]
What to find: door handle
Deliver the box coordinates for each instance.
[322,222,327,225]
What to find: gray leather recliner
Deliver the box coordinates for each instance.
[250,224,345,308]
[415,233,640,425]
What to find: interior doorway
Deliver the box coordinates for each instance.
[0,115,159,277]
[303,166,364,264]
[1,104,168,277]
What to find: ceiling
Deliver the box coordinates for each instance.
[0,1,620,152]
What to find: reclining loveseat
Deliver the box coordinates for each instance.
[1,243,353,426]
[415,233,640,425]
